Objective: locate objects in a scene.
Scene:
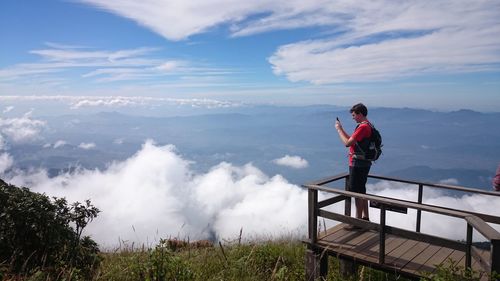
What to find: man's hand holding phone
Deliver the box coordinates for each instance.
[335,117,342,131]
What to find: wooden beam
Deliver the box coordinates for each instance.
[306,186,470,219]
[318,195,347,208]
[465,215,500,241]
[344,176,351,217]
[466,223,472,269]
[370,201,407,214]
[308,189,318,244]
[303,172,349,186]
[491,239,500,276]
[367,193,500,224]
[379,205,386,264]
[367,174,500,197]
[416,184,423,232]
[318,209,378,231]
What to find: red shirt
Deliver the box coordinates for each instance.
[349,122,372,166]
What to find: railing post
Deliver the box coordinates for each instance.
[416,184,423,232]
[491,239,500,277]
[466,223,472,269]
[379,204,386,264]
[306,188,329,281]
[344,175,351,217]
[308,188,318,243]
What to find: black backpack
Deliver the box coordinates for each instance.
[355,122,383,161]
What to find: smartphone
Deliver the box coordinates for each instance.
[336,117,340,122]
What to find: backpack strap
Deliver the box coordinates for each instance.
[352,121,373,160]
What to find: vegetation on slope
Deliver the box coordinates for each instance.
[0,179,100,280]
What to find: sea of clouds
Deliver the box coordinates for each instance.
[1,111,499,248]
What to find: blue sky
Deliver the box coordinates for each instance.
[1,0,500,111]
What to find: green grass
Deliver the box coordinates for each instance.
[3,238,496,281]
[92,238,411,281]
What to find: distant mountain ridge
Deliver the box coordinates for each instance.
[3,105,498,188]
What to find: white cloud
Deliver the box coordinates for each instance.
[0,43,234,86]
[0,153,13,175]
[78,142,96,150]
[439,178,459,185]
[44,42,91,50]
[6,140,308,246]
[77,0,349,41]
[70,97,139,108]
[268,1,500,83]
[29,46,159,62]
[3,106,14,113]
[0,112,46,143]
[53,140,68,149]
[78,0,265,41]
[155,60,185,72]
[0,135,5,150]
[68,96,240,109]
[272,155,309,169]
[74,1,500,84]
[0,95,242,110]
[2,140,498,247]
[0,48,159,81]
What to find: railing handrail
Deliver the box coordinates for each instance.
[367,174,500,197]
[305,183,500,240]
[304,172,349,186]
[304,173,500,226]
[305,173,500,197]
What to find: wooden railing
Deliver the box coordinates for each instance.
[303,173,500,275]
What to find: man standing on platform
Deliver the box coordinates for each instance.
[335,103,372,227]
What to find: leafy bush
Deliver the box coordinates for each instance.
[139,239,194,281]
[0,178,101,279]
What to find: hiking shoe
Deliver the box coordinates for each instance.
[344,224,362,231]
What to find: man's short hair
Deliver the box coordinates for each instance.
[350,103,368,116]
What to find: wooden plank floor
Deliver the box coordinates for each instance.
[317,223,490,279]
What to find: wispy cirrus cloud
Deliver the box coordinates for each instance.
[268,1,500,83]
[0,44,233,86]
[77,0,500,84]
[29,46,158,62]
[77,0,344,41]
[0,46,160,82]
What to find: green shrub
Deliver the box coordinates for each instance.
[140,239,194,281]
[0,178,101,279]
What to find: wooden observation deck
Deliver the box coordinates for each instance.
[303,173,500,280]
